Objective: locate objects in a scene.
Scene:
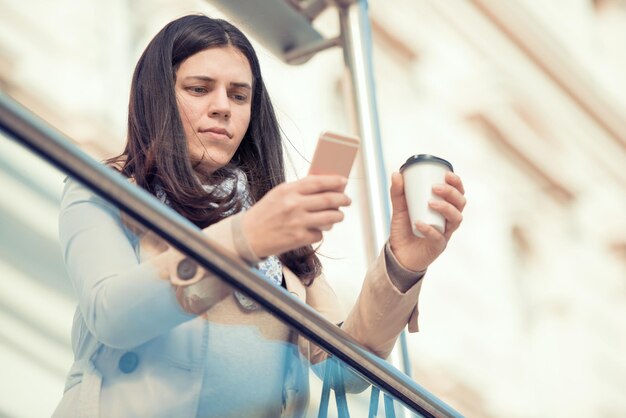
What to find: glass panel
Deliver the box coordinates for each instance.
[0,132,74,417]
[0,132,437,417]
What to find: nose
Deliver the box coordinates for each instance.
[208,87,231,120]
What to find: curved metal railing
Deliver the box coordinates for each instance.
[0,91,462,417]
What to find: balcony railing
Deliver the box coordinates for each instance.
[0,90,462,417]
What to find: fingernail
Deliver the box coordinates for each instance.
[432,185,444,192]
[415,222,429,232]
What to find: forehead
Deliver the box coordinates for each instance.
[176,46,253,83]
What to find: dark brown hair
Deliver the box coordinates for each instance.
[108,14,321,283]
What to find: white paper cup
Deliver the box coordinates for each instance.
[400,154,454,238]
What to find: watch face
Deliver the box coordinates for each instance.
[176,258,198,280]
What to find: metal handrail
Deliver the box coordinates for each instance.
[0,91,462,417]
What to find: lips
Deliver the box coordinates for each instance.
[200,127,233,139]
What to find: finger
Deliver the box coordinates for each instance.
[302,192,351,212]
[428,200,463,233]
[445,171,465,195]
[414,222,446,247]
[317,223,335,232]
[290,228,324,247]
[389,172,408,215]
[298,175,348,195]
[432,183,466,212]
[300,228,324,245]
[306,209,345,229]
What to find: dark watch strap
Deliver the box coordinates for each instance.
[176,258,198,281]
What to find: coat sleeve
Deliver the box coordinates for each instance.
[300,247,423,394]
[304,246,423,364]
[341,247,423,359]
[59,178,248,349]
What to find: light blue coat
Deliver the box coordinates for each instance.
[53,178,423,417]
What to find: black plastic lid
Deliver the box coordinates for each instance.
[399,154,454,172]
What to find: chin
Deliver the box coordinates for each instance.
[192,156,231,176]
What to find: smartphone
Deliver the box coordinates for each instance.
[308,131,360,178]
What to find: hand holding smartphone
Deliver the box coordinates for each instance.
[308,131,360,179]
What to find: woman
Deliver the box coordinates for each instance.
[54,14,466,418]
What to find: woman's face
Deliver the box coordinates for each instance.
[175,46,253,174]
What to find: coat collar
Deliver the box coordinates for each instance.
[283,267,306,302]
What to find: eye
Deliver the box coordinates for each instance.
[229,89,250,104]
[187,86,208,95]
[231,93,248,103]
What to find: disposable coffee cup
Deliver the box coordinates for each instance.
[400,154,454,238]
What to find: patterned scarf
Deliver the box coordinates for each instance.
[155,170,283,311]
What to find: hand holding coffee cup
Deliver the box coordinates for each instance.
[400,154,454,238]
[387,156,465,272]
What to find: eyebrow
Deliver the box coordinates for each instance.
[182,75,252,90]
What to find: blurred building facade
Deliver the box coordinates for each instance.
[0,0,625,417]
